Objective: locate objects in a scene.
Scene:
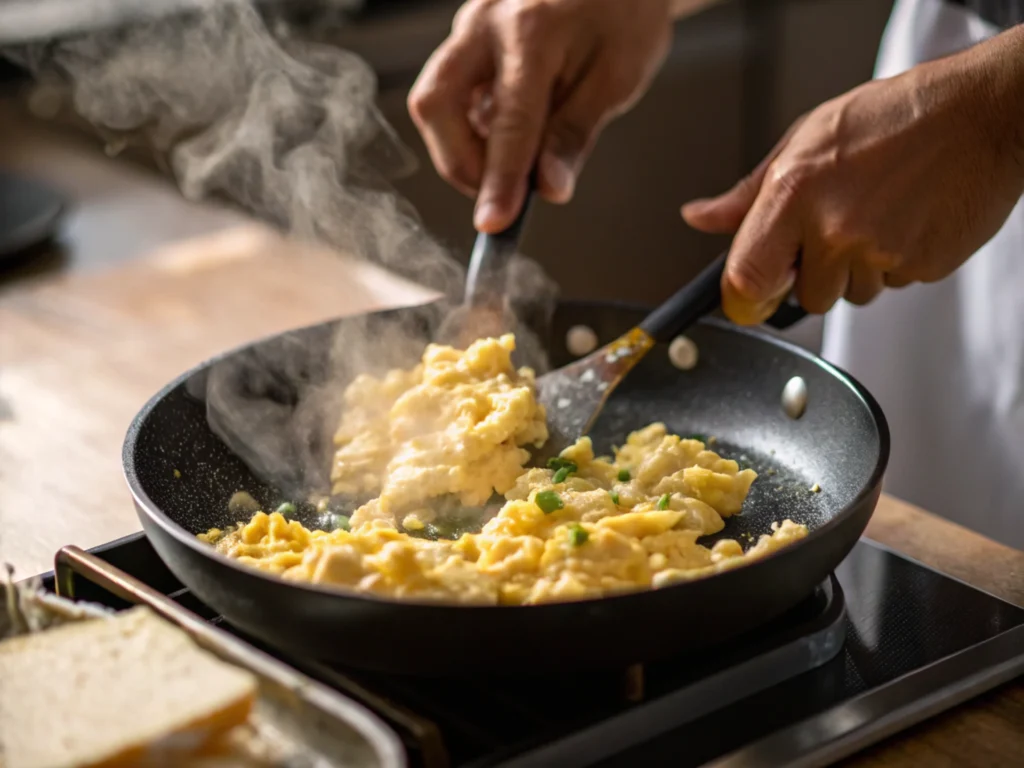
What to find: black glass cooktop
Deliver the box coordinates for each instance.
[42,536,1024,767]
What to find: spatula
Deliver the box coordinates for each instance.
[435,185,537,350]
[533,250,728,463]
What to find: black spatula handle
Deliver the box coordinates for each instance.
[464,177,537,307]
[639,251,727,343]
[638,251,809,342]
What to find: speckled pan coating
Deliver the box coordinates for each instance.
[122,301,889,676]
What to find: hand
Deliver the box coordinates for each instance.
[408,0,674,233]
[683,26,1024,325]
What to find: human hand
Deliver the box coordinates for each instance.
[683,26,1024,325]
[408,0,674,233]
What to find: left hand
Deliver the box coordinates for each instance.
[682,26,1024,325]
[407,0,674,233]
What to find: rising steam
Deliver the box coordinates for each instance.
[4,0,557,499]
[9,0,461,293]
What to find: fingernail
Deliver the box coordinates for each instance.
[682,198,712,215]
[748,269,798,319]
[681,199,715,224]
[474,200,501,232]
[541,153,575,202]
[725,270,762,302]
[776,268,798,298]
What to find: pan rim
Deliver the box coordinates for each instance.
[122,300,890,612]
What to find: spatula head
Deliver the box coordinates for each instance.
[533,327,655,463]
[435,303,516,349]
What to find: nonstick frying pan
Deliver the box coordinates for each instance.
[122,300,889,675]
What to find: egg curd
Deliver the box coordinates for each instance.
[202,334,808,605]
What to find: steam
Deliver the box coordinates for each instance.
[10,0,459,293]
[5,0,558,500]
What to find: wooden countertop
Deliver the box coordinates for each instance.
[1,108,1021,764]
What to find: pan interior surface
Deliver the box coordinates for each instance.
[123,300,888,671]
[128,300,883,560]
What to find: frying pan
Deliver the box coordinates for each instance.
[122,300,889,675]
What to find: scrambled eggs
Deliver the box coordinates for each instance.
[202,335,808,605]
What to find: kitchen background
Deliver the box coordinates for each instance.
[1,0,896,349]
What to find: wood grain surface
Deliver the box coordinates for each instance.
[0,103,1021,765]
[0,226,434,576]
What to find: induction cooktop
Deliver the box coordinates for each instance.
[42,534,1024,767]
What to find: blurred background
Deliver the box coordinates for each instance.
[0,0,896,350]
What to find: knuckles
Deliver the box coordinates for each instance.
[503,0,561,37]
[489,98,542,137]
[451,0,493,33]
[765,159,815,203]
[407,79,441,125]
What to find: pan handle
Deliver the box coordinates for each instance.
[638,251,727,343]
[637,251,808,342]
[765,299,808,330]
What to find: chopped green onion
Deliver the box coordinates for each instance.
[685,433,708,444]
[172,469,181,479]
[617,469,631,482]
[609,491,620,505]
[423,523,442,539]
[567,523,589,547]
[330,513,351,532]
[535,490,564,514]
[275,502,297,518]
[547,457,578,473]
[656,494,670,510]
[552,466,572,484]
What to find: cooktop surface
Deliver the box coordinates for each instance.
[44,535,1024,767]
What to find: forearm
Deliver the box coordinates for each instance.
[669,0,726,20]
[936,23,1024,178]
[976,23,1024,173]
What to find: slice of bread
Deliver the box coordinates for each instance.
[0,605,258,768]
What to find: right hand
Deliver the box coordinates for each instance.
[408,0,674,233]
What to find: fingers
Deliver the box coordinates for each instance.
[722,267,798,326]
[473,41,561,232]
[409,30,492,197]
[844,259,885,305]
[682,173,763,235]
[720,169,803,325]
[883,272,914,289]
[682,148,781,234]
[795,242,849,315]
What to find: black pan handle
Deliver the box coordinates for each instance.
[765,298,808,329]
[638,250,809,342]
[639,251,727,343]
[464,174,537,307]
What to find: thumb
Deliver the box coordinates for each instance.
[721,176,802,325]
[474,57,557,233]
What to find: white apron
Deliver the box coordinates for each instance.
[821,0,1024,548]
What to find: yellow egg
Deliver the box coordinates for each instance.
[203,335,809,605]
